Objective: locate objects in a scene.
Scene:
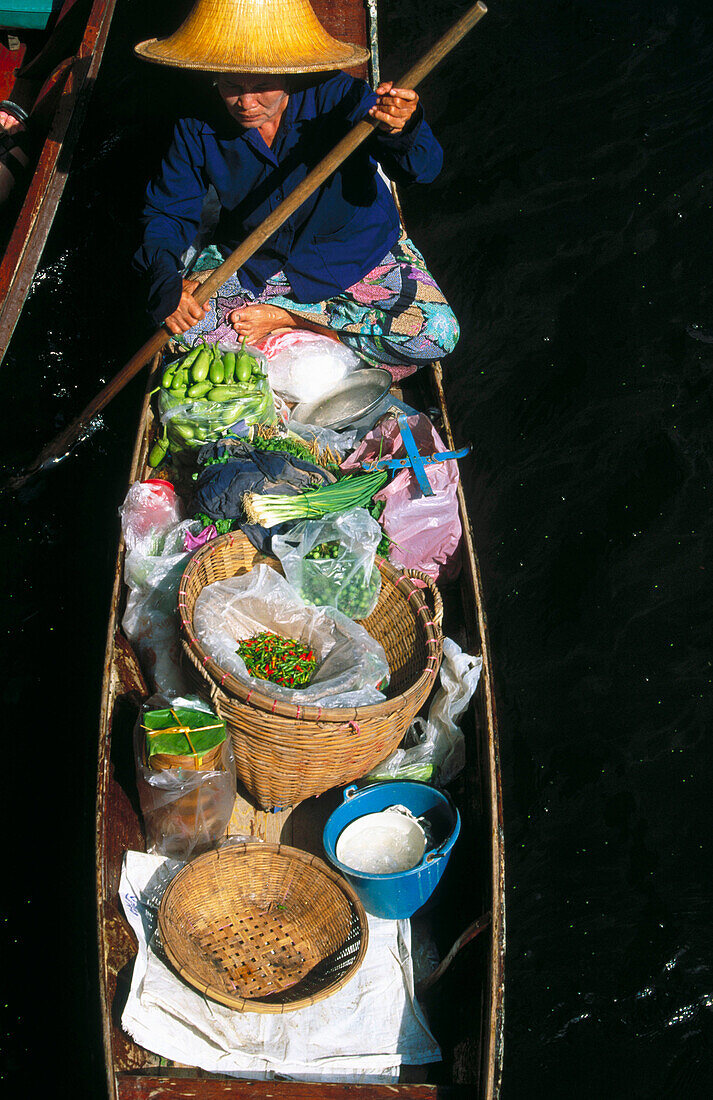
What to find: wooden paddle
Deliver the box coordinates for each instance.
[5,1,487,491]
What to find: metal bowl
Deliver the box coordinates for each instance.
[291,368,393,430]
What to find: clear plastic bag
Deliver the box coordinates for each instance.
[118,480,184,553]
[121,506,199,696]
[288,418,360,461]
[367,638,483,785]
[192,563,389,706]
[134,694,237,861]
[271,509,382,620]
[259,330,360,403]
[158,345,276,453]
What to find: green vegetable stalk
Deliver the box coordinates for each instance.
[242,470,388,528]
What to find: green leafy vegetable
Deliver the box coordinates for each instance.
[242,470,388,528]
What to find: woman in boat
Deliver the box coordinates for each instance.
[132,0,460,371]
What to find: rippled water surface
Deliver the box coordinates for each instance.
[1,1,712,1094]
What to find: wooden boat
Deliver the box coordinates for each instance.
[0,0,117,362]
[96,2,505,1097]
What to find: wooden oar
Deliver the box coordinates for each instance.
[5,1,487,492]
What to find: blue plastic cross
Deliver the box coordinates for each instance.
[363,415,471,497]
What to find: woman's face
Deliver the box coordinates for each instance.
[216,73,289,128]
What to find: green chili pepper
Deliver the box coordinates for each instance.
[236,631,317,686]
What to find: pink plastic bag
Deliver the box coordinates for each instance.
[341,414,462,582]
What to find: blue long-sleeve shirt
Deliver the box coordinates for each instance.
[133,71,443,324]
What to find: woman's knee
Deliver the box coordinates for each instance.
[422,302,460,358]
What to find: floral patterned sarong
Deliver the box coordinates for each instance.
[178,235,460,374]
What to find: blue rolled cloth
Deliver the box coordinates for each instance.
[191,440,333,554]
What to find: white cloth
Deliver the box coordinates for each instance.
[119,851,441,1083]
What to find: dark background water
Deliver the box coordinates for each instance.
[1,0,712,1095]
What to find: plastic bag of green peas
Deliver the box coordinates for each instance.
[271,508,383,621]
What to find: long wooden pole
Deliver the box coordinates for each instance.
[7,1,487,491]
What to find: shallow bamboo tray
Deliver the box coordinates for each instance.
[178,530,443,808]
[158,843,368,1012]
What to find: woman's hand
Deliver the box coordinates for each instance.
[369,82,419,135]
[164,278,208,335]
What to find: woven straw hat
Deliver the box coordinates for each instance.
[134,0,370,74]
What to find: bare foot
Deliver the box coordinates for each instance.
[228,303,296,344]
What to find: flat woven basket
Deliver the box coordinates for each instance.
[178,530,443,809]
[157,843,368,1012]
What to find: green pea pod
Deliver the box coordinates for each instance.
[186,380,213,399]
[223,351,236,382]
[190,348,211,382]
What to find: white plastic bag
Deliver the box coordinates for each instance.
[259,330,360,403]
[271,509,382,620]
[192,564,389,706]
[367,638,483,785]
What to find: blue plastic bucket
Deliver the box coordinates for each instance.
[322,781,461,919]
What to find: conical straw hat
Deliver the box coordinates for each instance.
[134,0,370,74]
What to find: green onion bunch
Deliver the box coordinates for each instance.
[242,470,388,528]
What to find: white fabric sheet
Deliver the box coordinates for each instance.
[119,850,441,1083]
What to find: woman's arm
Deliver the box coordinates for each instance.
[132,119,208,326]
[333,73,443,185]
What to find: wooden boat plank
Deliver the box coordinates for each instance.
[0,0,118,360]
[115,1076,473,1098]
[228,792,292,844]
[430,363,506,1099]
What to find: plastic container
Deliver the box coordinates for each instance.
[336,808,427,874]
[323,781,461,919]
[0,1,57,31]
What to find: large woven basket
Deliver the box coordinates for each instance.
[178,531,443,809]
[158,843,368,1012]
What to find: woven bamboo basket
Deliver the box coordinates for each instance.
[178,531,443,809]
[147,742,224,773]
[158,843,368,1012]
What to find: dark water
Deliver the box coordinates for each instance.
[2,0,712,1094]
